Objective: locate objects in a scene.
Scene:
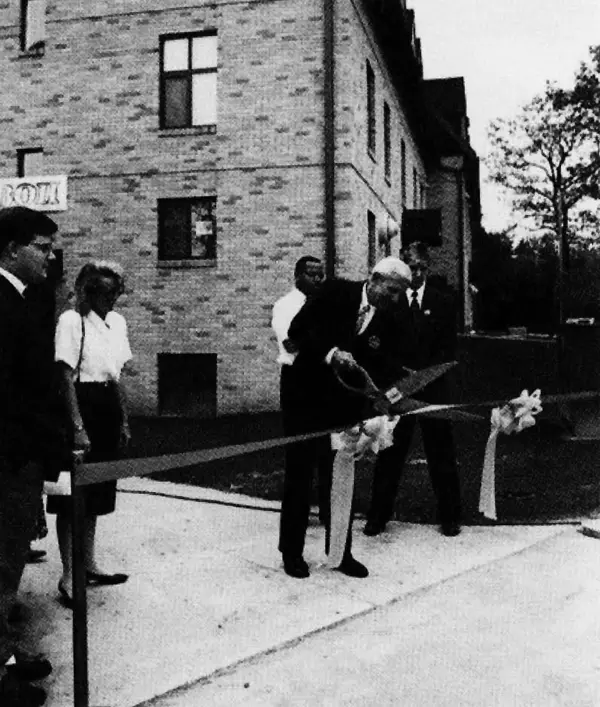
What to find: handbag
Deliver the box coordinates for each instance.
[44,470,72,496]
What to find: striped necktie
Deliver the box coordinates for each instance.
[355,304,371,334]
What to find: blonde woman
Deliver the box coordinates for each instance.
[48,261,132,606]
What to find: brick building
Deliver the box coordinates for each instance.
[0,0,480,417]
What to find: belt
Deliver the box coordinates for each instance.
[76,381,113,388]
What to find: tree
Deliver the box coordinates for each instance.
[562,45,600,207]
[487,83,598,245]
[487,59,600,326]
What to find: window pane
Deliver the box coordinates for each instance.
[367,210,376,269]
[191,198,216,259]
[367,61,375,154]
[164,76,189,128]
[192,34,217,70]
[159,201,189,259]
[163,38,189,71]
[158,353,217,417]
[192,73,217,125]
[24,150,44,176]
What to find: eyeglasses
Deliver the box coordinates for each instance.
[27,242,54,256]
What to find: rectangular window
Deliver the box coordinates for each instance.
[401,139,407,206]
[160,32,217,129]
[366,60,376,156]
[17,147,43,177]
[383,102,391,182]
[158,353,217,417]
[158,197,217,261]
[20,0,46,53]
[367,210,377,269]
[413,167,418,208]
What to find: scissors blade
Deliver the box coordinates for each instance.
[383,361,457,404]
[408,404,485,421]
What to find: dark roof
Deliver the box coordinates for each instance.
[424,78,468,129]
[423,78,477,161]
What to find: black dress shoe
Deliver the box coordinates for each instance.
[6,656,52,682]
[58,581,74,609]
[0,673,46,706]
[86,571,129,586]
[282,555,310,579]
[441,522,462,537]
[336,556,369,578]
[363,520,386,537]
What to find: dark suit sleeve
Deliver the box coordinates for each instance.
[434,290,458,363]
[0,304,30,463]
[288,280,353,363]
[0,294,70,477]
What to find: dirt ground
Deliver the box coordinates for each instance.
[128,407,600,525]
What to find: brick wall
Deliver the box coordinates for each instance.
[0,0,467,414]
[334,0,427,275]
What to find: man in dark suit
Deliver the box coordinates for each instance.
[281,256,413,579]
[0,206,70,707]
[365,241,462,538]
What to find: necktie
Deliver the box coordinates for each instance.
[355,304,370,334]
[410,291,420,323]
[410,290,421,319]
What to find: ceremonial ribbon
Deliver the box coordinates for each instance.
[328,415,398,567]
[479,389,542,520]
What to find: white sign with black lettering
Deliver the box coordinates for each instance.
[0,175,68,211]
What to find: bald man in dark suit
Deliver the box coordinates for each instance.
[280,257,414,579]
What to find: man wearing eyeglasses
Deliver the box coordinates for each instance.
[0,206,71,706]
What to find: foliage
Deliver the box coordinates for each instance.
[486,46,600,245]
[471,229,556,333]
[472,225,600,333]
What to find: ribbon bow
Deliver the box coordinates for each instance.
[327,415,399,567]
[479,389,542,520]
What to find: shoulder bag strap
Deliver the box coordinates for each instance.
[75,314,85,382]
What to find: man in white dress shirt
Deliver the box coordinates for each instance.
[272,256,334,577]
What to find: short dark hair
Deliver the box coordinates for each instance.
[0,206,58,256]
[401,240,430,260]
[74,260,125,314]
[294,255,322,278]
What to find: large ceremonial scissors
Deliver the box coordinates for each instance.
[334,360,485,422]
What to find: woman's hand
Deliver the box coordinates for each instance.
[119,422,131,451]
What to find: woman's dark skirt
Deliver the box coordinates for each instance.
[47,382,122,517]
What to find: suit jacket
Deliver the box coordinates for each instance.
[288,279,415,428]
[0,276,69,479]
[402,281,458,403]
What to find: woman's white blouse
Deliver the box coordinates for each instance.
[55,309,132,382]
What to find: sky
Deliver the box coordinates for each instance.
[412,0,600,232]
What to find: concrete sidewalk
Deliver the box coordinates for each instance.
[19,478,600,707]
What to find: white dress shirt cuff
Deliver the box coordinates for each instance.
[325,347,339,365]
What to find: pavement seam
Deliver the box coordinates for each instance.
[118,482,600,528]
[128,525,573,707]
[119,487,588,527]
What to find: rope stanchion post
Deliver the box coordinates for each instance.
[71,457,89,707]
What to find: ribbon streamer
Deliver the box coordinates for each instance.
[479,389,542,520]
[328,416,398,566]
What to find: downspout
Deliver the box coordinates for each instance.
[457,172,466,333]
[324,0,336,277]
